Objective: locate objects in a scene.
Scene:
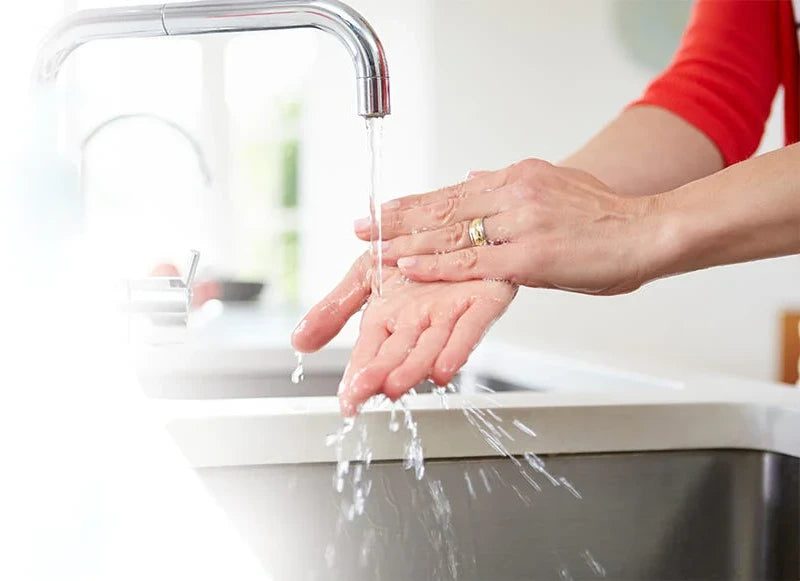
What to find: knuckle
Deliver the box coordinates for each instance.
[430,196,458,226]
[455,248,480,270]
[445,221,467,248]
[511,180,542,203]
[520,157,551,175]
[389,212,406,233]
[519,206,540,228]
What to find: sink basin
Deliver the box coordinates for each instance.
[155,348,800,580]
[197,449,799,580]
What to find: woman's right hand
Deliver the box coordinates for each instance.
[354,159,672,296]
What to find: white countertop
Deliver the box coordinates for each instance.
[148,338,800,468]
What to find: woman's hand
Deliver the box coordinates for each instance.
[354,159,669,295]
[292,253,516,416]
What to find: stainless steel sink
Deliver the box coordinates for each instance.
[197,449,799,580]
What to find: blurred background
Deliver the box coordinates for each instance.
[3,0,797,381]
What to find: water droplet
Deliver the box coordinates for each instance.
[582,550,606,577]
[464,471,477,499]
[559,476,583,499]
[497,425,514,441]
[511,484,532,507]
[512,418,538,438]
[291,351,304,384]
[478,467,492,493]
[485,408,503,423]
[520,470,542,492]
[433,385,449,409]
[388,407,400,432]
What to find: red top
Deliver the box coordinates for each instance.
[632,0,799,166]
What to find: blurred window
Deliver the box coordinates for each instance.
[69,0,318,306]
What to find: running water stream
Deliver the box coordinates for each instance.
[366,117,384,297]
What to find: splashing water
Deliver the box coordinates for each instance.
[388,406,400,432]
[315,375,598,577]
[323,395,430,572]
[291,351,304,384]
[366,118,384,298]
[427,479,460,579]
[401,397,425,480]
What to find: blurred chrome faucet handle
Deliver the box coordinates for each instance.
[122,250,200,342]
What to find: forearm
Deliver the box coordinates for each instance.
[562,105,724,197]
[652,143,800,280]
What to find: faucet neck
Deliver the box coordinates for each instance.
[34,0,390,118]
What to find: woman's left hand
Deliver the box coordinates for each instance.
[355,159,668,295]
[292,253,516,415]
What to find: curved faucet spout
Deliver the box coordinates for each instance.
[34,0,391,118]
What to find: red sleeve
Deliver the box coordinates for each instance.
[630,0,781,166]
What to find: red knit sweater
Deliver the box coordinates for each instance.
[632,0,799,166]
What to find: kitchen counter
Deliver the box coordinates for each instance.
[150,339,800,468]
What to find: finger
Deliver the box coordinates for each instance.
[354,171,508,238]
[397,244,528,283]
[291,253,370,353]
[383,323,455,400]
[339,321,391,404]
[356,187,513,242]
[381,212,518,264]
[340,324,425,415]
[431,300,507,386]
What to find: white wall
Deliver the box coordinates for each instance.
[299,0,797,381]
[425,0,798,379]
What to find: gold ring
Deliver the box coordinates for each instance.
[468,217,488,247]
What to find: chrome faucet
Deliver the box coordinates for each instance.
[34,0,391,118]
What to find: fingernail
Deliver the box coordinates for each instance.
[354,217,370,231]
[397,257,417,269]
[382,199,400,210]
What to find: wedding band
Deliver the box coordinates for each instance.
[468,217,489,247]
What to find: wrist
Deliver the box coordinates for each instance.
[635,187,698,284]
